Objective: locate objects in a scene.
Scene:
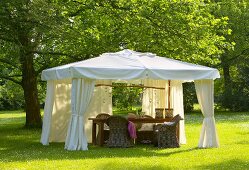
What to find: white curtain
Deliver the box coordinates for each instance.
[41,79,72,145]
[142,80,166,117]
[65,78,95,150]
[195,79,219,148]
[171,80,186,144]
[142,79,155,116]
[84,80,112,143]
[155,80,167,111]
[40,80,56,145]
[50,79,72,142]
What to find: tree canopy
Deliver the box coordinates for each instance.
[0,0,248,127]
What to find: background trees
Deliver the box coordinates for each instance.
[0,0,76,127]
[0,0,248,127]
[212,0,249,111]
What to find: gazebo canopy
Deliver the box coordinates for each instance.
[40,49,220,151]
[42,49,220,81]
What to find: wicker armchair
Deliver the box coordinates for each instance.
[154,114,182,148]
[106,116,133,148]
[96,113,110,145]
[137,115,155,144]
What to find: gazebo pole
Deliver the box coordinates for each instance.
[168,80,171,110]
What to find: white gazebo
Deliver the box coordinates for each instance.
[40,49,220,150]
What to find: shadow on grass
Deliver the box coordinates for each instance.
[236,140,249,145]
[184,111,249,124]
[2,135,249,170]
[0,110,25,114]
[0,127,199,162]
[0,138,199,159]
[93,159,249,170]
[93,162,172,170]
[196,159,249,170]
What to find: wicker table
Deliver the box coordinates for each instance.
[88,117,177,146]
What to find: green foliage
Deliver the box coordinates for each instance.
[211,0,249,111]
[52,0,232,65]
[112,83,142,110]
[0,80,24,110]
[226,59,249,111]
[1,0,245,122]
[111,0,232,65]
[183,82,197,113]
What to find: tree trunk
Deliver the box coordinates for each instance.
[20,36,42,128]
[221,56,233,109]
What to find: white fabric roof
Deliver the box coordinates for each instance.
[41,49,220,81]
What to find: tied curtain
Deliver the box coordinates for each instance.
[65,79,95,150]
[195,79,219,148]
[40,79,111,147]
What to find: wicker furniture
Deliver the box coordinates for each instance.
[89,117,173,146]
[96,113,111,131]
[155,108,164,118]
[106,116,133,148]
[165,109,173,118]
[137,115,154,144]
[155,114,182,148]
[155,108,173,118]
[96,113,110,145]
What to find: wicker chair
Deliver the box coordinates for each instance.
[96,113,110,145]
[106,116,133,148]
[154,114,182,148]
[137,115,155,144]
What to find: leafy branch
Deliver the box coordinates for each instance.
[0,74,22,86]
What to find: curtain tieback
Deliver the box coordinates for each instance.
[71,114,83,117]
[204,116,215,120]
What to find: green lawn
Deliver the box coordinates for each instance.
[0,110,248,170]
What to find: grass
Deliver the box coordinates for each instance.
[0,110,248,170]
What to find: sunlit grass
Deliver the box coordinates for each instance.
[0,110,248,170]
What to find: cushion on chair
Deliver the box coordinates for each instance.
[136,115,155,144]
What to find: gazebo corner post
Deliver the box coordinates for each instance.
[194,79,220,148]
[168,80,171,111]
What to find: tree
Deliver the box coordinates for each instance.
[0,0,232,128]
[0,0,72,127]
[211,0,249,111]
[65,0,231,64]
[112,83,142,111]
[115,0,231,65]
[0,0,128,126]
